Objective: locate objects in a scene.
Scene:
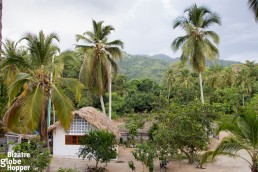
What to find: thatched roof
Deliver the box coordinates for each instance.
[48,107,119,139]
[119,121,154,133]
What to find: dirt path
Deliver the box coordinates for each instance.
[49,132,250,172]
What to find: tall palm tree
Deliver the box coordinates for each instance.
[2,31,82,142]
[172,4,221,104]
[237,69,254,106]
[248,0,258,21]
[76,20,123,118]
[201,109,258,172]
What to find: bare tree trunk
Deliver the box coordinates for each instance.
[100,94,106,116]
[108,64,112,121]
[181,148,193,164]
[0,0,2,97]
[199,73,204,104]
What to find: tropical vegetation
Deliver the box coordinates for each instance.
[201,105,258,172]
[1,31,82,142]
[0,2,257,172]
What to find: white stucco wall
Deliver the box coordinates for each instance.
[52,126,84,158]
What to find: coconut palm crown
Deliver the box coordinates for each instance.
[2,31,83,141]
[172,4,221,104]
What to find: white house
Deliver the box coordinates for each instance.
[48,107,119,158]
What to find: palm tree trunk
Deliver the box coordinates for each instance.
[242,93,245,107]
[108,65,112,121]
[100,94,106,116]
[199,73,204,104]
[168,84,171,102]
[251,153,257,172]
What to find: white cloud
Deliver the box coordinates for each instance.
[3,0,258,62]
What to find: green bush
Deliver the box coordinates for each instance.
[78,130,117,169]
[12,141,52,172]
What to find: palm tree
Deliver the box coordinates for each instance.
[201,109,258,172]
[2,31,82,142]
[248,0,258,21]
[223,67,237,87]
[178,68,193,88]
[207,65,223,90]
[76,20,123,118]
[172,4,221,104]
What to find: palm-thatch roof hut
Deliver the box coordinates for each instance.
[48,107,119,157]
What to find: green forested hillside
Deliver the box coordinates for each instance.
[118,52,241,83]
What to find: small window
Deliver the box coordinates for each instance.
[65,135,84,145]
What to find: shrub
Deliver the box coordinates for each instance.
[78,130,117,168]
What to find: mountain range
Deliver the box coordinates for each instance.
[118,52,241,83]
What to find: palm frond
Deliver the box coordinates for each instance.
[3,90,26,131]
[19,84,48,132]
[75,34,93,44]
[105,40,124,48]
[200,151,214,165]
[58,78,84,101]
[248,0,258,21]
[51,85,74,131]
[105,47,123,60]
[8,73,33,106]
[171,35,189,52]
[202,31,220,44]
[202,13,221,28]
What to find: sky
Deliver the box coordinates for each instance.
[3,0,258,62]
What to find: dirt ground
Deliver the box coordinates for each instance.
[49,132,250,172]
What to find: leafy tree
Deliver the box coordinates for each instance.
[12,141,52,172]
[76,20,123,118]
[78,130,117,169]
[151,124,177,163]
[132,141,156,172]
[201,108,258,172]
[128,161,136,172]
[1,32,82,142]
[172,4,221,104]
[248,0,258,21]
[210,87,240,115]
[154,102,212,163]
